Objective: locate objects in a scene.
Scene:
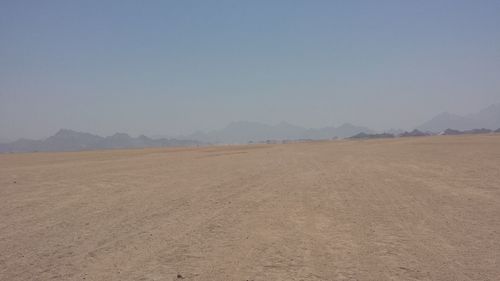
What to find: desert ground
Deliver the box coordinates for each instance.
[1,135,499,281]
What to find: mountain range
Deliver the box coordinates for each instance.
[0,122,375,153]
[416,103,500,132]
[182,121,375,144]
[0,129,202,153]
[189,103,500,142]
[2,103,499,153]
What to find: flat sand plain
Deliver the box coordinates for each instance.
[1,135,499,281]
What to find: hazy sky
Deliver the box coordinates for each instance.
[1,1,499,140]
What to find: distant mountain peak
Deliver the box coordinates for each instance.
[54,128,79,136]
[417,103,500,132]
[480,103,500,112]
[109,132,131,138]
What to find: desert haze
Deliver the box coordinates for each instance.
[1,135,499,281]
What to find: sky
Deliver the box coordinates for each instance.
[1,0,499,140]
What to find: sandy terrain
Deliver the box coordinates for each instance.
[1,135,499,281]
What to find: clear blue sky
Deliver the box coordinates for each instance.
[1,0,499,140]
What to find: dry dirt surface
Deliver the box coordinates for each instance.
[1,135,499,281]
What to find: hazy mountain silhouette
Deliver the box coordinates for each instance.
[400,129,430,137]
[386,128,405,136]
[302,123,375,140]
[0,129,202,153]
[0,121,377,152]
[184,121,374,143]
[417,103,500,132]
[471,104,500,129]
[44,129,104,151]
[441,128,493,136]
[348,132,394,139]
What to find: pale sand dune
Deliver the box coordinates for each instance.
[1,135,499,281]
